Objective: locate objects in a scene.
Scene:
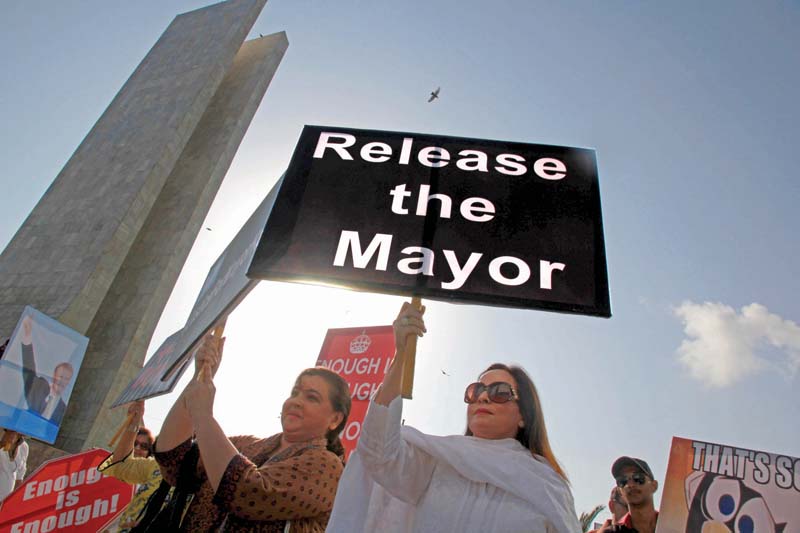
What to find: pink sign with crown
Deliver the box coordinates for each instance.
[315,325,394,459]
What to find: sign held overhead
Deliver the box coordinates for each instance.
[248,126,610,317]
[109,329,189,407]
[160,177,283,379]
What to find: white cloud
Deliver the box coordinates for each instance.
[673,301,800,387]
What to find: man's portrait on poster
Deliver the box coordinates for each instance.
[0,306,88,443]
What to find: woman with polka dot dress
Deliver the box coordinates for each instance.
[155,334,351,532]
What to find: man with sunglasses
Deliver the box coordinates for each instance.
[605,456,659,533]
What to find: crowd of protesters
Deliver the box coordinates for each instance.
[0,303,664,532]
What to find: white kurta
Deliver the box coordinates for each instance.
[327,397,580,533]
[0,441,29,502]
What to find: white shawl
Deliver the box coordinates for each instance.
[327,398,580,533]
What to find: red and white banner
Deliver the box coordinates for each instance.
[0,448,133,533]
[315,326,394,459]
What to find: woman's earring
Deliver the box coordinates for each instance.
[518,420,525,428]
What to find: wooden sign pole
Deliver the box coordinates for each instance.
[400,296,423,399]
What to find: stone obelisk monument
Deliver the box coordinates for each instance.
[0,0,287,467]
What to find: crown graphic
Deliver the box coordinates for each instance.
[349,331,371,354]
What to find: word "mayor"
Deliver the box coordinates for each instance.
[333,231,565,290]
[313,132,568,179]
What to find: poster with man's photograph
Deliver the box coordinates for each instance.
[0,306,88,443]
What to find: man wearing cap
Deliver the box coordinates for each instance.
[607,456,659,533]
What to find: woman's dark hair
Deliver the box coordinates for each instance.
[137,428,155,457]
[296,367,351,458]
[465,363,568,481]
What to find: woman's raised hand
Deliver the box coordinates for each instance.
[194,332,225,379]
[126,400,145,425]
[374,301,428,406]
[158,332,224,452]
[184,362,216,425]
[392,301,426,355]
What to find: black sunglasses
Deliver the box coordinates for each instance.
[464,381,519,404]
[616,472,648,488]
[134,441,151,451]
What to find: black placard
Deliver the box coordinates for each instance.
[247,126,610,317]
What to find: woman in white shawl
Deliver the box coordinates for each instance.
[327,302,580,533]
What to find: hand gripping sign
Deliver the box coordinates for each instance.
[0,448,133,533]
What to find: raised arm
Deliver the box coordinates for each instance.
[356,301,434,504]
[20,317,38,397]
[100,402,162,485]
[109,401,144,463]
[154,333,224,453]
[190,404,238,491]
[373,302,426,406]
[164,330,238,491]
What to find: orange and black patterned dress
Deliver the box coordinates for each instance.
[154,434,343,532]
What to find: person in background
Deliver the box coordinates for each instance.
[98,401,162,533]
[0,429,28,502]
[599,456,659,533]
[154,332,351,532]
[327,302,580,532]
[609,486,629,524]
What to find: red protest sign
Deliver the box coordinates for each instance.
[315,326,394,458]
[0,448,133,533]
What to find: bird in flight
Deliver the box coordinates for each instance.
[428,87,440,103]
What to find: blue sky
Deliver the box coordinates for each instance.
[2,0,799,519]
